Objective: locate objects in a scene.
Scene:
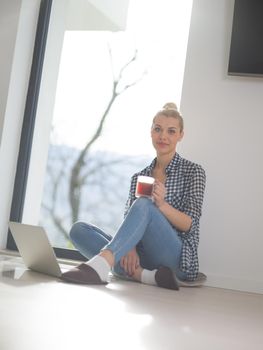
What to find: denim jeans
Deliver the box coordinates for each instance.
[69,197,186,280]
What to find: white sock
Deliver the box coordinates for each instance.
[86,255,111,282]
[141,269,158,286]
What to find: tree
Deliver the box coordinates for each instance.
[41,46,146,242]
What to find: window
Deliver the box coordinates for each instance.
[8,0,193,260]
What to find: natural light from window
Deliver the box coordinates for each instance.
[51,0,193,156]
[38,0,193,248]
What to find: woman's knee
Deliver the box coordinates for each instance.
[133,197,153,210]
[69,221,90,243]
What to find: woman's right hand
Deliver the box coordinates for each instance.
[152,179,166,208]
[120,248,140,277]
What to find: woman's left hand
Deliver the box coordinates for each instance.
[152,179,166,208]
[120,248,140,277]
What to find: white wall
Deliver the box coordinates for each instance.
[0,0,40,248]
[180,0,263,293]
[0,0,22,146]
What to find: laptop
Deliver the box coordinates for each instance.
[8,221,71,278]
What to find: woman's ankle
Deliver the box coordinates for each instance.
[99,249,115,267]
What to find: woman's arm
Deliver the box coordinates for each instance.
[153,165,206,233]
[153,180,192,232]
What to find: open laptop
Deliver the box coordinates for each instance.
[8,221,72,278]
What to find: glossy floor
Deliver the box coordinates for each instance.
[0,254,263,350]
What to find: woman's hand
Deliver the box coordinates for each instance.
[152,179,166,208]
[152,179,192,232]
[120,248,140,276]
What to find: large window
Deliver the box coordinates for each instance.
[8,0,193,259]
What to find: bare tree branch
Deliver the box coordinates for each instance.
[41,203,69,240]
[117,71,147,95]
[44,43,147,242]
[79,158,126,185]
[69,47,145,224]
[117,49,138,82]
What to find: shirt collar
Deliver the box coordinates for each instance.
[145,152,181,175]
[166,152,181,174]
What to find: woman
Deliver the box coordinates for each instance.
[61,103,206,290]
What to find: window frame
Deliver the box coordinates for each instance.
[7,0,85,261]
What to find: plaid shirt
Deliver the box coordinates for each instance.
[124,153,206,281]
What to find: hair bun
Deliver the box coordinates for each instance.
[162,102,178,111]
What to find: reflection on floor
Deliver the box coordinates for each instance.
[0,254,263,350]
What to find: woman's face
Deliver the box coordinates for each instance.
[151,115,184,157]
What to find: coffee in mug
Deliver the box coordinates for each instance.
[135,176,155,198]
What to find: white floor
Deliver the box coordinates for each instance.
[0,254,263,350]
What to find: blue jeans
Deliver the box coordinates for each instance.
[69,197,186,280]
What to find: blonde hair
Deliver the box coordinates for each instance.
[153,102,184,132]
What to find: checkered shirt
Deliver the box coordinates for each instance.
[124,153,206,281]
